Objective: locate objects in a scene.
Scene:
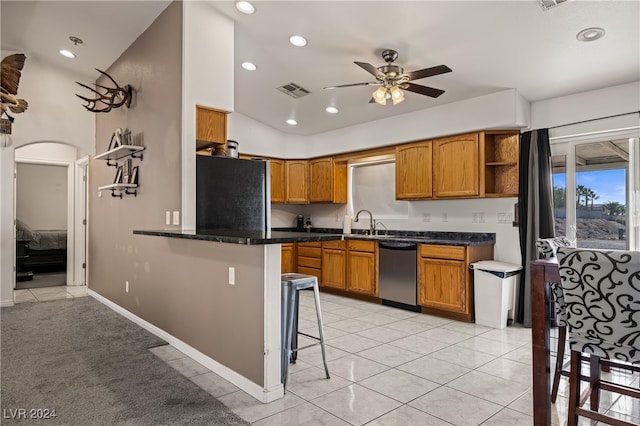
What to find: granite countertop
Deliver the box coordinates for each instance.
[133,229,343,245]
[134,228,495,246]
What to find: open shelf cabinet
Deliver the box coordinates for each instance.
[483,131,519,197]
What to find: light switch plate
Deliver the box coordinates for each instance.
[165,211,171,225]
[172,211,180,225]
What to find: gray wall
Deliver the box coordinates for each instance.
[16,163,67,229]
[88,1,265,386]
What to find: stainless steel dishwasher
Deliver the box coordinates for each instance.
[378,240,420,311]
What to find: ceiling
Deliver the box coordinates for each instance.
[2,1,639,136]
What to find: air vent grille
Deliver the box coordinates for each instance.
[537,0,569,11]
[276,82,311,99]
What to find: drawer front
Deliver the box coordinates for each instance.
[297,246,322,258]
[297,266,321,282]
[420,244,466,260]
[298,242,321,248]
[322,240,346,249]
[298,256,321,269]
[347,240,376,252]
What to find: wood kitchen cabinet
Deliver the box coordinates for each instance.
[346,240,378,296]
[269,159,286,203]
[321,240,347,289]
[309,157,348,203]
[395,140,433,200]
[195,105,228,153]
[285,160,309,204]
[433,132,480,198]
[482,130,520,197]
[281,243,296,273]
[297,242,321,282]
[418,243,493,322]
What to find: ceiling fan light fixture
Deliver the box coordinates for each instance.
[373,86,387,105]
[235,1,256,14]
[390,86,405,104]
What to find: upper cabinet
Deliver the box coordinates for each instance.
[396,140,433,200]
[196,105,228,153]
[269,159,286,203]
[285,160,309,204]
[433,132,480,198]
[309,157,347,203]
[482,130,520,197]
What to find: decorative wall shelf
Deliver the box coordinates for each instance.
[98,183,138,198]
[95,145,145,167]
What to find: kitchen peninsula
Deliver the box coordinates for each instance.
[131,228,494,404]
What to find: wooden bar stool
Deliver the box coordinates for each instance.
[281,273,330,390]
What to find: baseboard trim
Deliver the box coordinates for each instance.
[1,299,15,308]
[88,289,283,403]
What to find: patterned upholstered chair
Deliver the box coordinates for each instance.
[557,247,640,426]
[536,237,572,402]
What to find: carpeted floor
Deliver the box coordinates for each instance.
[1,297,250,425]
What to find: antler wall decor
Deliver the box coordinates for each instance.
[1,53,29,124]
[76,69,132,113]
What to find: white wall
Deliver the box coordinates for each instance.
[16,163,68,229]
[181,1,234,229]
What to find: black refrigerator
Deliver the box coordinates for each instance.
[196,156,271,231]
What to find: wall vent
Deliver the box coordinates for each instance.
[276,82,311,99]
[537,0,569,11]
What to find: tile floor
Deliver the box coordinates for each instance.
[15,287,639,425]
[14,284,88,303]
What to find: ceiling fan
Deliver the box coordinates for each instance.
[325,49,452,105]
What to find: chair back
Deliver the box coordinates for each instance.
[557,247,640,363]
[537,237,573,326]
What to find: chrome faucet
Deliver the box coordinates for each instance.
[354,209,375,235]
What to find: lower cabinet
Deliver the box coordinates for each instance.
[418,243,493,322]
[346,240,378,296]
[296,242,322,282]
[321,240,347,290]
[281,243,296,274]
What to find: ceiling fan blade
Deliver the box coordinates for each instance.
[405,65,452,81]
[369,97,376,103]
[354,61,385,80]
[324,82,378,90]
[404,82,445,98]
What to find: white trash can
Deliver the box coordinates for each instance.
[471,260,522,329]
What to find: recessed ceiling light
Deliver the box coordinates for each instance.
[289,35,307,47]
[241,62,257,71]
[286,119,298,126]
[59,49,76,59]
[576,27,605,42]
[235,1,256,14]
[325,106,339,114]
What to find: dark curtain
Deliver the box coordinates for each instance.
[517,129,555,326]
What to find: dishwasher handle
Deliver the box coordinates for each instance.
[378,241,418,250]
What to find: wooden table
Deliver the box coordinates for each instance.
[531,259,560,426]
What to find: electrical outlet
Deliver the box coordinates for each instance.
[228,267,235,285]
[422,213,431,223]
[172,211,180,225]
[478,212,485,223]
[165,211,171,225]
[98,191,102,198]
[125,281,129,293]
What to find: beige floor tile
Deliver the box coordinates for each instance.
[328,318,377,333]
[13,289,37,303]
[409,386,502,426]
[397,356,470,385]
[357,343,423,367]
[300,324,348,341]
[508,389,533,416]
[295,342,350,368]
[407,314,453,328]
[327,354,390,382]
[326,333,380,353]
[477,357,533,385]
[454,335,521,357]
[190,371,239,397]
[149,344,187,362]
[365,404,453,426]
[65,285,88,296]
[359,369,439,403]
[446,370,530,406]
[416,328,473,345]
[501,344,533,365]
[287,366,351,400]
[483,408,534,425]
[29,287,72,301]
[312,384,402,426]
[219,391,305,423]
[441,321,493,336]
[353,312,401,326]
[166,357,210,378]
[253,402,351,426]
[479,327,532,346]
[429,346,496,369]
[384,318,436,334]
[389,334,450,355]
[380,308,421,320]
[355,326,411,344]
[331,306,372,319]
